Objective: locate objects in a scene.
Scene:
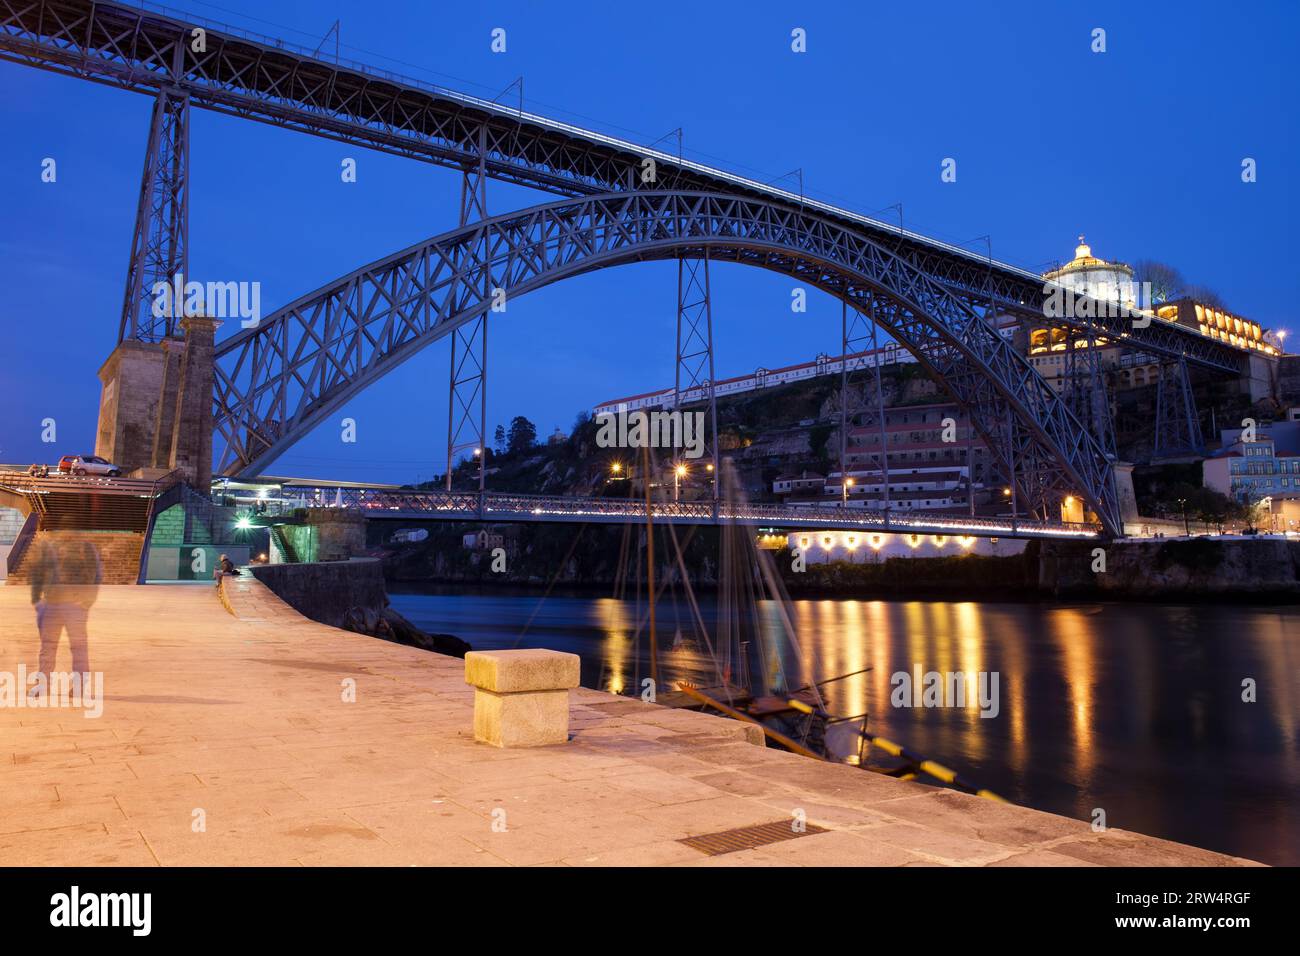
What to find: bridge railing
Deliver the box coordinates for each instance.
[0,471,163,498]
[263,485,1101,537]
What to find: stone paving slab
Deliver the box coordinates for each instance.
[0,577,1264,867]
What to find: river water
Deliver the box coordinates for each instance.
[390,587,1300,865]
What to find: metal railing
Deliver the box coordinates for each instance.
[0,471,163,498]
[6,512,38,578]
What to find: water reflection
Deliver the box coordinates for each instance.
[391,588,1300,866]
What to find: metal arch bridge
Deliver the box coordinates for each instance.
[262,484,1101,541]
[0,0,1258,539]
[214,190,1123,532]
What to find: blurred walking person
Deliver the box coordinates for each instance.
[28,535,101,697]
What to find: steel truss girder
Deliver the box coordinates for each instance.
[121,83,190,342]
[212,192,1124,534]
[0,0,1247,374]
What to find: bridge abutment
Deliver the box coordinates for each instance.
[95,315,220,486]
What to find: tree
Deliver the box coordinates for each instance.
[1186,486,1241,534]
[808,423,834,469]
[1132,260,1184,304]
[506,416,538,454]
[493,424,506,453]
[1184,284,1226,309]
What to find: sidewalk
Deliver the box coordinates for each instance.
[0,577,1262,866]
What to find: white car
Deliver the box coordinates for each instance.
[58,454,121,477]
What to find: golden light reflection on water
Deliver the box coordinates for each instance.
[1045,608,1098,788]
[595,597,632,695]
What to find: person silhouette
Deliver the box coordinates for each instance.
[28,535,101,696]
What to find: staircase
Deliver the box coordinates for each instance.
[269,524,300,564]
[0,472,170,585]
[8,529,145,586]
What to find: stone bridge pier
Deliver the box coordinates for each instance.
[94,314,221,487]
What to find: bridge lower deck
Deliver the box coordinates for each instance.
[269,486,1102,539]
[0,578,1254,866]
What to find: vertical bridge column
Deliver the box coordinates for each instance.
[120,85,190,343]
[445,128,491,495]
[839,298,890,517]
[673,251,719,505]
[1154,356,1204,459]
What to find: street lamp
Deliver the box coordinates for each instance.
[674,463,687,501]
[1177,497,1190,536]
[842,476,855,506]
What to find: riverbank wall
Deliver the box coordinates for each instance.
[1039,537,1300,599]
[249,558,472,655]
[250,558,388,628]
[378,522,1300,601]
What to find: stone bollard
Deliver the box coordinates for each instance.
[464,649,581,748]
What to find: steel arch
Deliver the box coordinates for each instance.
[213,191,1123,534]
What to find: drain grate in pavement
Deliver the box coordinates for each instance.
[679,820,828,856]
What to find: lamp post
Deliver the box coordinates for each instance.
[1177,497,1189,537]
[842,476,855,506]
[674,463,686,502]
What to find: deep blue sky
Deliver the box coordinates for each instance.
[1,0,1296,483]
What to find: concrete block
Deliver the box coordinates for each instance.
[465,649,580,694]
[464,650,580,747]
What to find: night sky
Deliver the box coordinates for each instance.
[1,0,1295,483]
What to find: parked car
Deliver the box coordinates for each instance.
[57,454,121,477]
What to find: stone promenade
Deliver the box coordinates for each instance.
[0,577,1262,866]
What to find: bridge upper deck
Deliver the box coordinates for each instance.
[0,0,1254,373]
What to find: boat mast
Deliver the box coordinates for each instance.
[642,443,658,686]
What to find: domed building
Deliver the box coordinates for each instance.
[1042,235,1137,308]
[1027,237,1136,378]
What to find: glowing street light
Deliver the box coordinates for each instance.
[674,463,687,501]
[842,475,855,505]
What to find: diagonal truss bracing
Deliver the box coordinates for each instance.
[445,127,490,492]
[674,253,719,500]
[120,83,189,342]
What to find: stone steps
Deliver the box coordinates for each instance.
[7,530,145,585]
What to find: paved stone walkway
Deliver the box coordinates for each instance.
[0,578,1262,866]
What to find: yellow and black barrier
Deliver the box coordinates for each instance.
[785,698,1006,803]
